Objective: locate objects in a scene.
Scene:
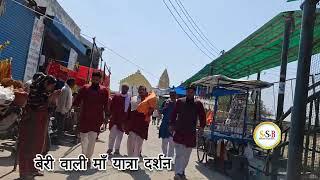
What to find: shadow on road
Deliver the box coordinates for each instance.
[0,155,14,167]
[195,161,228,180]
[54,169,99,180]
[123,168,151,180]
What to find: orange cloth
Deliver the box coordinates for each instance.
[137,92,157,121]
[206,111,213,125]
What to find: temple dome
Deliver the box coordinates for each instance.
[158,69,170,89]
[119,70,152,96]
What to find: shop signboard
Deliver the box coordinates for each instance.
[23,17,44,81]
[68,48,77,70]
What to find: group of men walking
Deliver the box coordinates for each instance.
[18,71,205,180]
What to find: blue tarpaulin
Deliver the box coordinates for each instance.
[174,86,186,96]
[212,87,244,97]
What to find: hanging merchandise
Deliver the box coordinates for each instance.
[0,85,14,106]
[0,41,12,81]
[0,85,14,116]
[0,41,9,51]
[0,59,12,81]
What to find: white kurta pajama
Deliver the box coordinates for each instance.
[127,131,144,157]
[174,143,192,175]
[73,84,109,161]
[108,93,130,152]
[170,97,206,177]
[108,125,124,151]
[80,131,98,159]
[126,94,154,157]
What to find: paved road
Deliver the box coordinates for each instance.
[0,125,229,180]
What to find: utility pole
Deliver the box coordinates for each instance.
[286,1,318,179]
[253,72,261,124]
[100,47,105,70]
[87,37,96,83]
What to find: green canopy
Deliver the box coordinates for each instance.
[184,10,320,85]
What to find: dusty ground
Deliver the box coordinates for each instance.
[0,125,229,180]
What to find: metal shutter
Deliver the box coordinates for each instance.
[0,0,35,80]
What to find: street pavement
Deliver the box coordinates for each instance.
[0,125,229,180]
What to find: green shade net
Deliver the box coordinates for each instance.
[184,10,320,85]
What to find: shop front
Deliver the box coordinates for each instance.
[0,0,37,80]
[39,16,86,73]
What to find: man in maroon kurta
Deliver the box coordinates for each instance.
[107,84,130,155]
[73,72,109,162]
[126,86,154,157]
[170,85,206,180]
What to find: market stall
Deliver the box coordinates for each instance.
[193,75,272,179]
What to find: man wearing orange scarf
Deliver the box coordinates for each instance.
[126,85,156,157]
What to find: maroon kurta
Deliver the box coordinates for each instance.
[127,110,150,140]
[109,94,129,132]
[19,75,51,177]
[19,108,48,176]
[170,97,206,148]
[73,84,109,133]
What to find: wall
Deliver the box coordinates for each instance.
[34,0,80,39]
[0,0,35,80]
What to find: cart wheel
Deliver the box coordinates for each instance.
[205,141,215,164]
[197,136,206,163]
[205,153,214,164]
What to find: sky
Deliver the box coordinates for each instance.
[56,0,304,115]
[56,0,301,88]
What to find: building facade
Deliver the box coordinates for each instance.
[0,0,98,82]
[0,0,37,80]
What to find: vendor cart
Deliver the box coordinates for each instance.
[192,75,272,178]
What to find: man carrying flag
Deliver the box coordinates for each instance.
[126,85,156,157]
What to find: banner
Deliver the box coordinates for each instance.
[47,62,110,88]
[24,17,45,82]
[47,62,68,81]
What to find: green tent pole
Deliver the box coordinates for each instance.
[271,12,293,180]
